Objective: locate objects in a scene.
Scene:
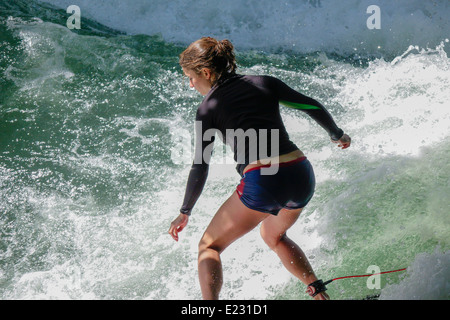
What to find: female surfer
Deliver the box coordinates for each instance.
[168,37,351,300]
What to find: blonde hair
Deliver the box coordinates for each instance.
[179,37,237,85]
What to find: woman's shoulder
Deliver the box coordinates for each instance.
[239,74,282,91]
[241,74,274,80]
[241,74,279,85]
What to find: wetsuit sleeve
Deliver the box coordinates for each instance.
[269,77,344,141]
[179,162,209,215]
[179,107,215,216]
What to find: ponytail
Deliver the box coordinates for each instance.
[179,37,237,85]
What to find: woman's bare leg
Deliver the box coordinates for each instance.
[260,208,329,300]
[198,191,269,300]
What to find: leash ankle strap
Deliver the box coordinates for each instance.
[306,279,328,297]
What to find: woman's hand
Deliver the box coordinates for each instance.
[333,133,351,149]
[168,213,189,242]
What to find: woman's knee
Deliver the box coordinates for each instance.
[260,208,302,249]
[198,232,222,254]
[260,223,284,250]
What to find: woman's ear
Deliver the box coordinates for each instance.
[201,68,212,80]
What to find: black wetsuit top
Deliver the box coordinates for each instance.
[180,74,343,215]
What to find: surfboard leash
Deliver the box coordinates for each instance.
[306,267,407,298]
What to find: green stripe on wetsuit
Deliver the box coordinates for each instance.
[280,100,321,110]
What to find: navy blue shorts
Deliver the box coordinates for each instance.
[236,157,315,215]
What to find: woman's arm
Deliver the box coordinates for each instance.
[179,162,210,216]
[269,76,345,141]
[169,107,215,241]
[169,153,211,242]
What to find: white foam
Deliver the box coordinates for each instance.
[338,43,450,157]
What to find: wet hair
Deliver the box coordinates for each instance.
[179,37,237,85]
